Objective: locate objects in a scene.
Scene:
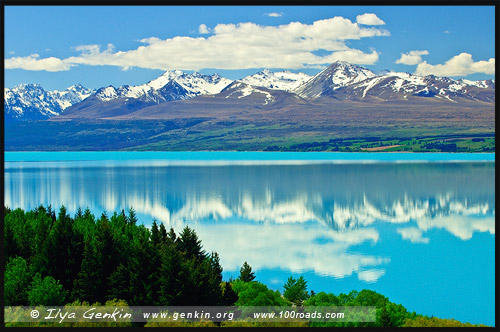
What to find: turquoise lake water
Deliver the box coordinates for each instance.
[4,152,495,325]
[4,151,496,163]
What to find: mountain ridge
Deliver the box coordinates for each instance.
[4,84,95,122]
[4,61,495,122]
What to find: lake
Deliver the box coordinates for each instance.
[3,151,495,325]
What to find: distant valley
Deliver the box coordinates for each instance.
[4,61,495,151]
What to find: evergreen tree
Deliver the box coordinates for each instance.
[159,222,167,244]
[109,211,130,263]
[238,261,256,282]
[128,207,138,225]
[166,227,177,245]
[127,243,154,305]
[47,204,56,222]
[177,226,206,261]
[75,207,83,220]
[283,276,308,305]
[107,263,131,302]
[157,242,185,305]
[127,226,159,305]
[74,207,96,244]
[94,213,117,304]
[222,281,239,306]
[43,206,84,293]
[151,220,161,247]
[4,208,30,259]
[199,252,224,305]
[72,239,101,303]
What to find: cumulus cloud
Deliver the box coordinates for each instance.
[192,222,389,278]
[5,15,389,72]
[416,215,494,241]
[415,53,495,77]
[265,12,283,17]
[198,24,210,34]
[4,54,73,72]
[356,13,385,25]
[396,50,429,65]
[397,227,430,244]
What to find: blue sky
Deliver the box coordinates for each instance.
[4,5,495,90]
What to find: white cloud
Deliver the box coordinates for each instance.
[357,269,386,283]
[265,12,283,17]
[415,53,495,77]
[198,24,210,34]
[397,227,430,244]
[315,48,380,66]
[396,50,429,65]
[356,13,385,25]
[138,37,162,45]
[191,222,389,279]
[5,16,389,72]
[4,54,73,72]
[416,215,494,241]
[73,44,102,55]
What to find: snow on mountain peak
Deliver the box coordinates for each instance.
[223,81,276,105]
[96,70,233,102]
[175,72,233,95]
[295,61,494,102]
[240,69,311,92]
[294,61,376,98]
[326,61,376,88]
[96,86,119,101]
[5,61,495,122]
[146,70,185,90]
[459,79,493,89]
[4,83,95,121]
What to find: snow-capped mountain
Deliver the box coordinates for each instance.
[5,62,495,122]
[4,84,94,122]
[333,71,495,102]
[214,79,310,109]
[219,81,277,105]
[52,71,234,120]
[295,61,377,99]
[94,70,233,103]
[239,69,311,92]
[295,61,495,103]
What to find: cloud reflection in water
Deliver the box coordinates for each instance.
[4,162,494,283]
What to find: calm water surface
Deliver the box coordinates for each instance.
[4,152,495,325]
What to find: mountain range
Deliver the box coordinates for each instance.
[4,84,94,122]
[4,61,495,122]
[4,61,495,151]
